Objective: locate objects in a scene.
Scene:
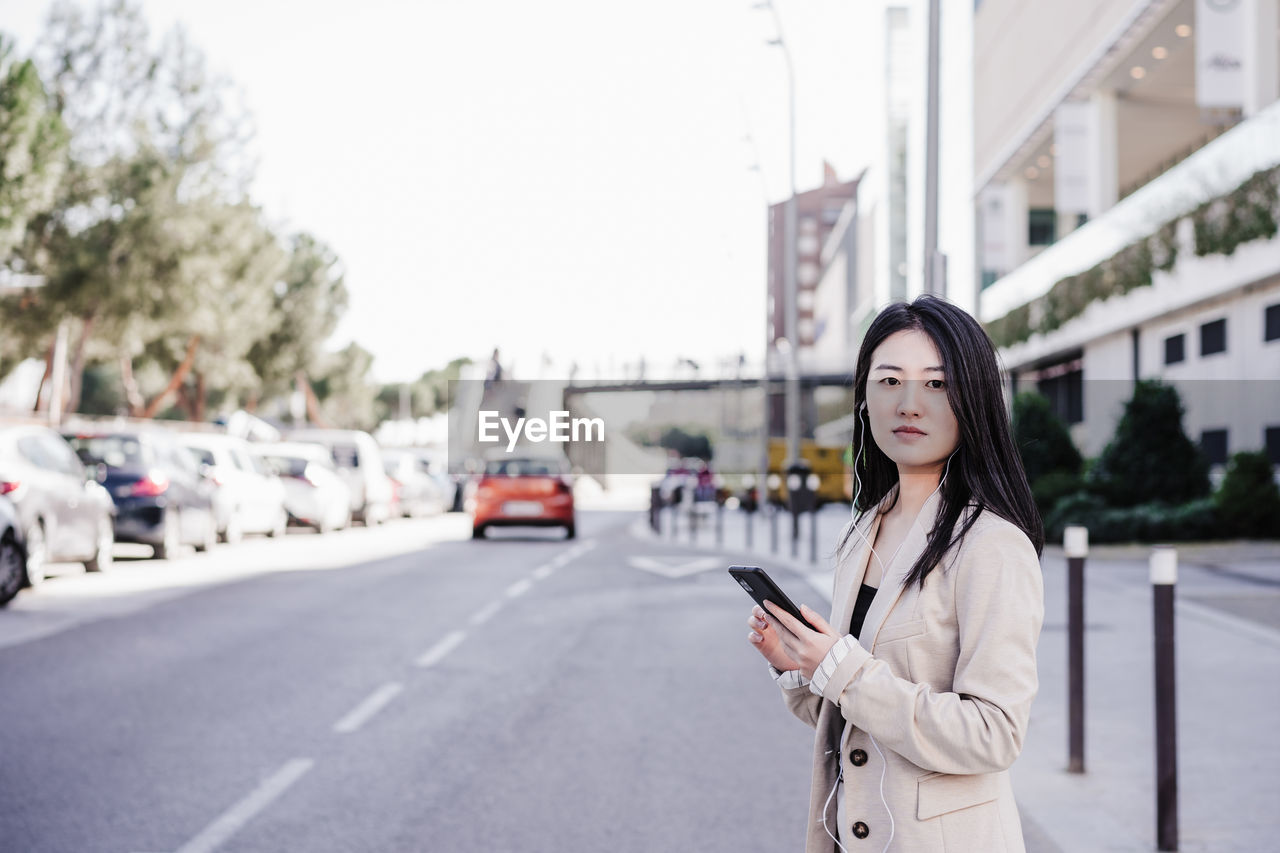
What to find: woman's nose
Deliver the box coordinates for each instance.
[897,381,922,415]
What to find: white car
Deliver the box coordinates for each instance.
[251,442,352,533]
[179,433,288,542]
[285,429,393,526]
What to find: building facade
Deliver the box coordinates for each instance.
[974,0,1280,470]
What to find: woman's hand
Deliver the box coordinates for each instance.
[760,601,841,680]
[746,605,803,673]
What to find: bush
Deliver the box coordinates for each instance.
[1044,492,1218,544]
[1088,380,1210,508]
[1013,391,1083,485]
[1043,491,1106,543]
[1214,451,1280,538]
[1032,470,1084,518]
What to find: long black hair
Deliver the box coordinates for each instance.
[838,295,1043,589]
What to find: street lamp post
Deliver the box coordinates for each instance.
[758,0,801,469]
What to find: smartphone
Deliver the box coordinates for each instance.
[728,566,819,632]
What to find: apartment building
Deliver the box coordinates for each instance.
[974,0,1280,468]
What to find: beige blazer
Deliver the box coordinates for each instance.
[779,484,1044,852]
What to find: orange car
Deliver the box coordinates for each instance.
[468,456,575,539]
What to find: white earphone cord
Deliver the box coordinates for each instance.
[819,406,954,853]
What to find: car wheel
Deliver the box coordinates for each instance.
[22,522,47,587]
[564,523,576,540]
[154,509,181,560]
[194,513,217,553]
[220,511,243,545]
[84,516,115,573]
[472,524,486,540]
[0,532,24,606]
[267,510,288,538]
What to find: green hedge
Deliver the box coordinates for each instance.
[1044,493,1219,544]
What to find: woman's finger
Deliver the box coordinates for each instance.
[764,600,808,636]
[799,604,838,638]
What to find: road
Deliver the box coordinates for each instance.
[0,511,817,853]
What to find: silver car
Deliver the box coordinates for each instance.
[285,429,392,526]
[251,442,351,533]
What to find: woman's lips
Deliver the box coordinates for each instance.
[893,428,926,440]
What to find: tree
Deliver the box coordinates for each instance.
[246,233,349,403]
[1012,391,1083,514]
[1088,380,1210,507]
[0,34,68,259]
[659,426,713,461]
[8,1,265,416]
[311,342,379,431]
[1214,451,1280,538]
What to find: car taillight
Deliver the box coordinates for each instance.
[0,481,20,496]
[128,471,170,497]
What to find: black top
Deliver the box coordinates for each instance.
[849,583,878,639]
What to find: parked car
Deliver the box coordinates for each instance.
[179,433,288,542]
[469,455,575,539]
[251,442,352,533]
[0,424,116,584]
[382,449,448,518]
[416,449,466,512]
[285,429,393,526]
[0,495,26,607]
[64,429,217,559]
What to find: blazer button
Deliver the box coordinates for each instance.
[852,821,870,839]
[850,749,868,767]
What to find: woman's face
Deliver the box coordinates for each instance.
[864,328,961,476]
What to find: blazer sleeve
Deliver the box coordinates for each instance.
[814,522,1044,775]
[778,673,823,728]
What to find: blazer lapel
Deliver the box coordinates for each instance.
[861,484,944,651]
[830,509,879,635]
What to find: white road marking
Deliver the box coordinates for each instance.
[506,578,534,598]
[469,600,504,626]
[415,630,466,668]
[628,555,724,579]
[332,682,404,734]
[532,564,555,580]
[173,758,314,853]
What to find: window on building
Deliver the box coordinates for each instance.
[1200,318,1227,356]
[1028,209,1057,246]
[980,269,1001,290]
[1037,369,1083,425]
[1200,429,1228,466]
[1266,427,1280,465]
[1265,303,1280,342]
[1164,333,1186,365]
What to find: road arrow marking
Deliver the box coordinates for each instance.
[627,555,724,579]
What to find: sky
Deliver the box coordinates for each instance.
[1,0,874,384]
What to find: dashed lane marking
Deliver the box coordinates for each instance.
[332,682,404,734]
[415,630,466,668]
[173,758,314,853]
[469,600,504,626]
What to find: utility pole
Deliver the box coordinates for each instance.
[923,0,946,296]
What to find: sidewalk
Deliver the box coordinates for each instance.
[632,503,1280,852]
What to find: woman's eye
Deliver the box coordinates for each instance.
[878,377,899,386]
[927,379,946,389]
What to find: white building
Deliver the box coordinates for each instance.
[809,0,975,439]
[974,0,1280,470]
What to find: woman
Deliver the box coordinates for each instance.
[747,295,1044,852]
